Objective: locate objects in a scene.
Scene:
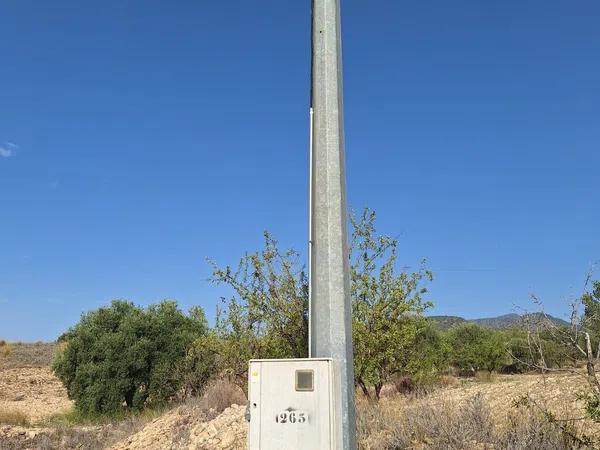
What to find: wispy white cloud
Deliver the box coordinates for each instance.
[0,142,18,158]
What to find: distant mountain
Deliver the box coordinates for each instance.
[427,315,467,330]
[429,312,570,330]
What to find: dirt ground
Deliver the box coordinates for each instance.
[417,373,594,426]
[0,367,72,423]
[109,372,598,450]
[376,373,600,441]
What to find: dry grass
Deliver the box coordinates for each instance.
[190,379,247,419]
[0,422,147,450]
[1,408,168,450]
[474,370,498,383]
[356,372,600,449]
[0,340,11,355]
[438,374,460,388]
[0,408,29,426]
[0,342,57,369]
[357,393,583,449]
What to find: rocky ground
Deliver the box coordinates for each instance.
[109,404,246,450]
[0,406,246,450]
[0,367,72,422]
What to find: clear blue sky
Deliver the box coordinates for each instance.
[1,1,599,341]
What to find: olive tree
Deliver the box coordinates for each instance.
[53,300,208,416]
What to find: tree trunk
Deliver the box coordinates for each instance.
[125,390,135,408]
[585,332,600,401]
[375,383,382,401]
[358,379,370,399]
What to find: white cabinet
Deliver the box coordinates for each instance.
[247,358,340,450]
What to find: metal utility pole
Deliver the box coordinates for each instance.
[309,0,356,448]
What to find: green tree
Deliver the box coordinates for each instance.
[351,209,433,399]
[448,323,509,374]
[398,318,450,384]
[204,232,308,391]
[179,332,222,398]
[203,209,436,399]
[505,329,572,373]
[53,300,208,416]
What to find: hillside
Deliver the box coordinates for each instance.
[430,312,570,330]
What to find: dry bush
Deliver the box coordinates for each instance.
[474,370,498,383]
[0,408,29,426]
[438,374,459,388]
[393,376,416,395]
[357,393,583,450]
[190,379,247,418]
[0,340,11,360]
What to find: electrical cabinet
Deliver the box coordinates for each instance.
[247,358,341,450]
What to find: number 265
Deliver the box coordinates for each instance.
[276,411,307,424]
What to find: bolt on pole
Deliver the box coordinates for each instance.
[309,0,356,448]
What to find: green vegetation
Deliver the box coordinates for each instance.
[351,209,433,399]
[183,231,309,394]
[447,323,510,374]
[52,209,598,418]
[53,300,208,416]
[583,280,600,353]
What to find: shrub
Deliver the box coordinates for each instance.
[581,392,600,422]
[397,318,450,386]
[53,300,208,416]
[474,370,497,383]
[447,323,509,374]
[505,333,572,373]
[193,379,247,417]
[393,376,416,395]
[179,332,221,398]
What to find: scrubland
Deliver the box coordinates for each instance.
[1,343,598,450]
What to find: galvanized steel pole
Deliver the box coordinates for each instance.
[309,0,356,448]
